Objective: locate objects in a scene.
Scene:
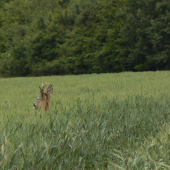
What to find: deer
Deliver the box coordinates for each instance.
[33,82,53,111]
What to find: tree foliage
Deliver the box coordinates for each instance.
[0,0,170,77]
[119,0,170,71]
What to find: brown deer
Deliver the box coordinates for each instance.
[33,82,53,111]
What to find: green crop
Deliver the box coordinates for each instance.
[0,71,170,169]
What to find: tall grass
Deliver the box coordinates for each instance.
[0,71,170,169]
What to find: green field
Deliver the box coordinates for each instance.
[1,71,170,169]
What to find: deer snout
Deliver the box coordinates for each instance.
[33,103,37,108]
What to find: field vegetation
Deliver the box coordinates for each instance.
[0,71,170,169]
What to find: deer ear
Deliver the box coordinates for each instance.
[47,84,53,96]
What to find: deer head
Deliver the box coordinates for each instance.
[33,82,53,111]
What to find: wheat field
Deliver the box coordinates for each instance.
[0,71,170,169]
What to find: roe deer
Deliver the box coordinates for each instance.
[33,82,53,111]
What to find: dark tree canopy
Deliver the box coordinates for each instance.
[0,0,170,77]
[119,0,170,71]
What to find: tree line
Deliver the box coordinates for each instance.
[0,0,170,77]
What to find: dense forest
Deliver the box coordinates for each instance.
[0,0,170,76]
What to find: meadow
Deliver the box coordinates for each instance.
[1,71,170,169]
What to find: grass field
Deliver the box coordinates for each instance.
[1,71,170,169]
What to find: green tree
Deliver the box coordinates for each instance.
[59,0,123,74]
[94,0,123,72]
[0,0,124,76]
[119,0,170,71]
